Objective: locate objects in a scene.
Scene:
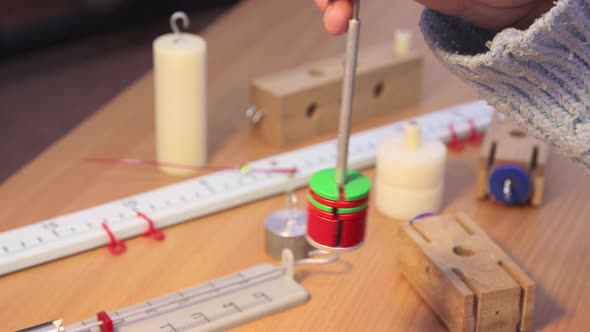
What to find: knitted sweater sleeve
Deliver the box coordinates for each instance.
[419,0,590,170]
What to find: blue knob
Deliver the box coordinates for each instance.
[488,164,531,205]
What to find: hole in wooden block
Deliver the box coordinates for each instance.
[308,68,324,77]
[453,245,475,256]
[305,103,319,119]
[373,81,384,97]
[509,129,527,138]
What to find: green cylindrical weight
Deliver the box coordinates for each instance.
[309,168,371,201]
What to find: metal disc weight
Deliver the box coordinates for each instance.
[264,209,313,260]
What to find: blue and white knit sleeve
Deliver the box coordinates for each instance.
[419,0,590,169]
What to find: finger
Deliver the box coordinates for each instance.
[315,0,330,12]
[324,0,353,35]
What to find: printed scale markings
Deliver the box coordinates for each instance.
[0,101,493,276]
[63,262,308,331]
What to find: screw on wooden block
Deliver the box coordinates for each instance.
[447,123,464,152]
[245,106,264,124]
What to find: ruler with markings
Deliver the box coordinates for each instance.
[63,261,308,331]
[16,251,306,331]
[0,101,493,276]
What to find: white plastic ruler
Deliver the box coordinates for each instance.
[0,101,493,276]
[63,259,307,331]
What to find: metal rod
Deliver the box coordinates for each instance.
[335,0,361,187]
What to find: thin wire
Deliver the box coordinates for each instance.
[84,158,298,175]
[408,212,436,225]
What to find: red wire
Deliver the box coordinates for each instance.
[137,211,165,241]
[101,222,126,255]
[447,123,465,152]
[467,118,484,146]
[97,311,114,332]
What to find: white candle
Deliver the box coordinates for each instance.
[153,16,206,176]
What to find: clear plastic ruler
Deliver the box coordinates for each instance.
[62,252,307,331]
[0,101,493,276]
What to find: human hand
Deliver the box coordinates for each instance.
[314,0,556,34]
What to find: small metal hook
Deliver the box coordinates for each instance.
[286,192,299,212]
[170,11,190,35]
[285,192,299,226]
[281,249,295,279]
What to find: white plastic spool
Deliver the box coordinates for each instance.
[375,123,446,219]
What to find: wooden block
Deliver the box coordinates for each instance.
[476,113,550,206]
[250,43,423,146]
[396,213,535,332]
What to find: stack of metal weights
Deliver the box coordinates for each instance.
[306,168,371,250]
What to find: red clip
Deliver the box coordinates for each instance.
[447,123,465,152]
[467,118,484,146]
[97,311,114,332]
[137,211,165,241]
[101,222,126,255]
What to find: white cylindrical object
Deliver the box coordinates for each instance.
[154,32,206,175]
[375,181,443,220]
[376,134,447,189]
[394,29,412,57]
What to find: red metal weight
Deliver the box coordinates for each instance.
[309,188,369,208]
[307,211,339,247]
[307,202,367,221]
[340,218,366,247]
[308,211,367,248]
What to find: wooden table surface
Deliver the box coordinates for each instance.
[2,0,589,331]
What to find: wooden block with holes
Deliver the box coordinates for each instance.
[476,114,550,206]
[249,43,423,146]
[396,213,535,332]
